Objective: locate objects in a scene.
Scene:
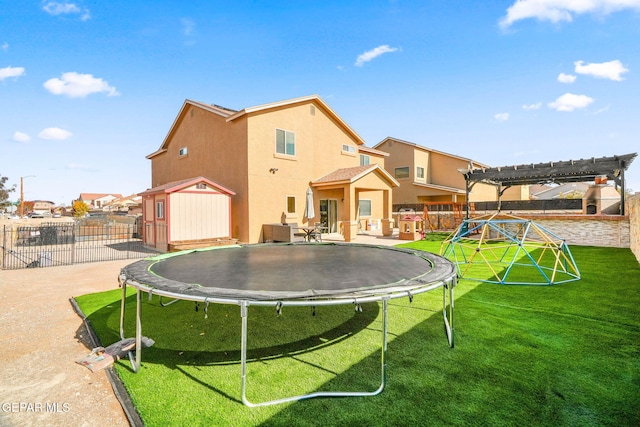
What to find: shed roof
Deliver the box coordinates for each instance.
[139,176,235,196]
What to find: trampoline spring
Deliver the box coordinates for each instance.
[276,301,283,316]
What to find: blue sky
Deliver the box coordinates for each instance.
[2,0,639,205]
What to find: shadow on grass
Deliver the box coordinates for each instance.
[88,292,380,369]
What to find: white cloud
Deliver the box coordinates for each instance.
[43,72,119,97]
[42,1,90,21]
[522,102,542,110]
[548,93,594,111]
[0,66,26,80]
[12,131,31,142]
[181,18,195,36]
[1,42,8,52]
[574,60,629,81]
[558,72,576,83]
[499,0,640,29]
[39,127,73,140]
[494,113,510,121]
[355,45,399,67]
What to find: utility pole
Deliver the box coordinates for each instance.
[19,175,35,218]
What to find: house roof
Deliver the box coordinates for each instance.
[79,193,123,201]
[373,137,491,169]
[226,95,365,145]
[411,182,466,194]
[148,95,366,159]
[139,176,235,196]
[312,164,399,187]
[358,145,389,157]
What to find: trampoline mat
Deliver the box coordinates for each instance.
[121,243,455,301]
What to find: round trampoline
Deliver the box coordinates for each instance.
[118,242,456,406]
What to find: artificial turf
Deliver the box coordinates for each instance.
[74,237,640,426]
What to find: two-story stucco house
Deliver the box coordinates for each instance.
[373,137,527,205]
[146,95,398,244]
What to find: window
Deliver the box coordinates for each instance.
[196,183,206,189]
[359,199,372,217]
[395,167,410,179]
[287,196,296,214]
[360,154,370,166]
[416,167,425,179]
[179,147,188,157]
[342,144,356,153]
[276,129,295,156]
[156,201,164,219]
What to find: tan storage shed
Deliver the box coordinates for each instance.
[140,176,235,251]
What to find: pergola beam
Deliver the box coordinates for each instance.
[461,153,637,216]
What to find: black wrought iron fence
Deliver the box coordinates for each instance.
[1,222,159,270]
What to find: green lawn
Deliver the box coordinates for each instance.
[75,238,640,426]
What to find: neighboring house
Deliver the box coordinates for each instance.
[32,200,55,215]
[104,194,142,213]
[146,95,398,243]
[373,137,528,205]
[530,182,589,200]
[139,177,235,251]
[77,193,124,209]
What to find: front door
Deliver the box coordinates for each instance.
[320,199,338,233]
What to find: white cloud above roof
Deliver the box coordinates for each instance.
[12,131,31,143]
[574,59,629,81]
[355,45,399,67]
[0,66,25,80]
[558,72,576,83]
[499,0,640,29]
[42,1,90,21]
[494,112,510,121]
[522,102,542,110]
[1,42,8,52]
[38,127,73,140]
[548,93,594,111]
[43,72,119,98]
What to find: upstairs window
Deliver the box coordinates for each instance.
[360,154,370,166]
[416,167,425,179]
[342,144,356,153]
[395,167,410,179]
[179,147,188,157]
[276,129,295,156]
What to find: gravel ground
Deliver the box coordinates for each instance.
[0,259,132,427]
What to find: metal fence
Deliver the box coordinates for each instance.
[1,222,159,270]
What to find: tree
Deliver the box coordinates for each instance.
[0,174,16,206]
[72,200,90,218]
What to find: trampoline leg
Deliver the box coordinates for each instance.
[443,277,455,348]
[240,299,388,407]
[119,280,127,341]
[122,287,142,373]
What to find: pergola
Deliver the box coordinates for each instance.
[460,153,637,216]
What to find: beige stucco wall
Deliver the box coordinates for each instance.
[245,101,367,242]
[150,104,250,241]
[629,194,640,262]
